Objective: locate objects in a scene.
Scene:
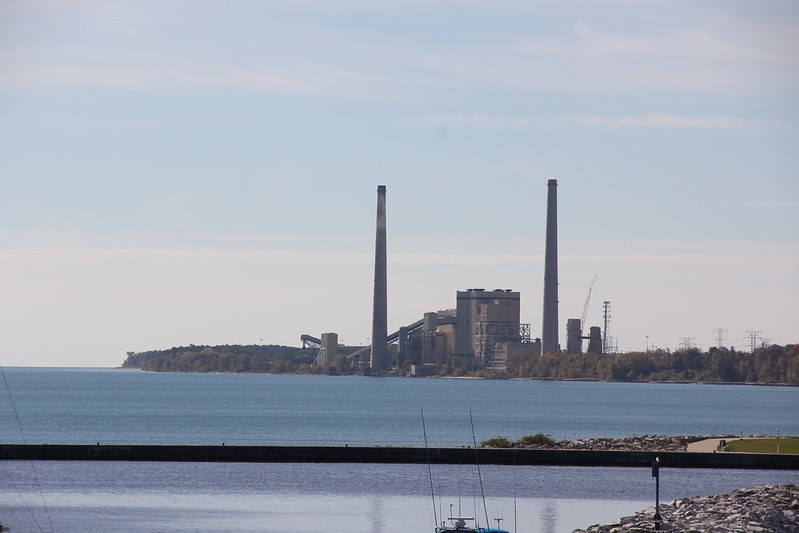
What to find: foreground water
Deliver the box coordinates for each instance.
[1,368,797,532]
[2,462,797,533]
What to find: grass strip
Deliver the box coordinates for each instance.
[725,438,799,454]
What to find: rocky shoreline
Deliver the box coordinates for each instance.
[512,434,738,452]
[573,484,799,532]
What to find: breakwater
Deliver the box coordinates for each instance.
[1,444,797,469]
[574,484,799,532]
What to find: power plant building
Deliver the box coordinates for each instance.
[566,318,603,355]
[309,288,539,373]
[304,179,606,374]
[316,332,338,368]
[454,289,534,369]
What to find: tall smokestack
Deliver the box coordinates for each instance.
[371,185,388,371]
[542,179,559,355]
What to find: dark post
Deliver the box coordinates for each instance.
[652,456,662,530]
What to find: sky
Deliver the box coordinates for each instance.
[1,0,797,367]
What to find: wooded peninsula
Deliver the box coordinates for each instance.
[122,344,799,385]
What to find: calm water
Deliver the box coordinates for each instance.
[1,368,797,445]
[1,368,797,532]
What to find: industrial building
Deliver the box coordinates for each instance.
[303,179,603,375]
[455,288,536,370]
[306,288,539,374]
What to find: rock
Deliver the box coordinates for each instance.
[573,485,799,533]
[515,434,741,452]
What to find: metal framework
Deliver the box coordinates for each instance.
[602,301,611,355]
[519,323,532,343]
[475,322,530,369]
[300,334,321,349]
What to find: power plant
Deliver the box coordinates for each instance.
[305,179,606,374]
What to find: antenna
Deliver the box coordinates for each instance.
[421,408,438,529]
[602,301,611,355]
[513,460,518,533]
[1,363,55,532]
[469,411,490,528]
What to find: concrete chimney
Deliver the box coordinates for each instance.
[542,179,559,355]
[370,185,388,371]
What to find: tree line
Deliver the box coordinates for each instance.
[122,344,799,385]
[122,344,318,373]
[507,344,799,384]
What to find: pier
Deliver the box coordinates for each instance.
[1,444,797,469]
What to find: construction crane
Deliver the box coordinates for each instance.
[581,275,598,333]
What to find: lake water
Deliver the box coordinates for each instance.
[0,368,797,532]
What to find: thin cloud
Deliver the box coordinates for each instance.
[559,114,789,129]
[4,1,796,102]
[517,16,799,97]
[745,201,799,208]
[0,229,373,253]
[409,114,531,129]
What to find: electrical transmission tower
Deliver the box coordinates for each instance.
[713,328,727,349]
[602,301,611,355]
[679,337,695,351]
[745,330,762,353]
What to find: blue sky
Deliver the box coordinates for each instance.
[1,0,797,366]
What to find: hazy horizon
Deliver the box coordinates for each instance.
[1,0,796,367]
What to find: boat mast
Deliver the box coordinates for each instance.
[422,408,439,529]
[469,411,490,528]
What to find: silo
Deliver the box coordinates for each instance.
[566,318,582,354]
[587,326,603,354]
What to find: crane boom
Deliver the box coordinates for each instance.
[581,275,598,330]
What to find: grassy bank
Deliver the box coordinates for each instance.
[726,438,799,454]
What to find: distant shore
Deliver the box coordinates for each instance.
[118,366,799,387]
[121,343,799,385]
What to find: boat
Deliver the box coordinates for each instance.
[436,515,510,533]
[423,409,514,533]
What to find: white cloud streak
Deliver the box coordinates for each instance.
[1,0,796,102]
[745,201,799,208]
[559,114,791,129]
[408,114,531,129]
[407,113,791,131]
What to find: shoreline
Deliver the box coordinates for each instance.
[118,366,799,387]
[11,366,794,387]
[574,484,799,532]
